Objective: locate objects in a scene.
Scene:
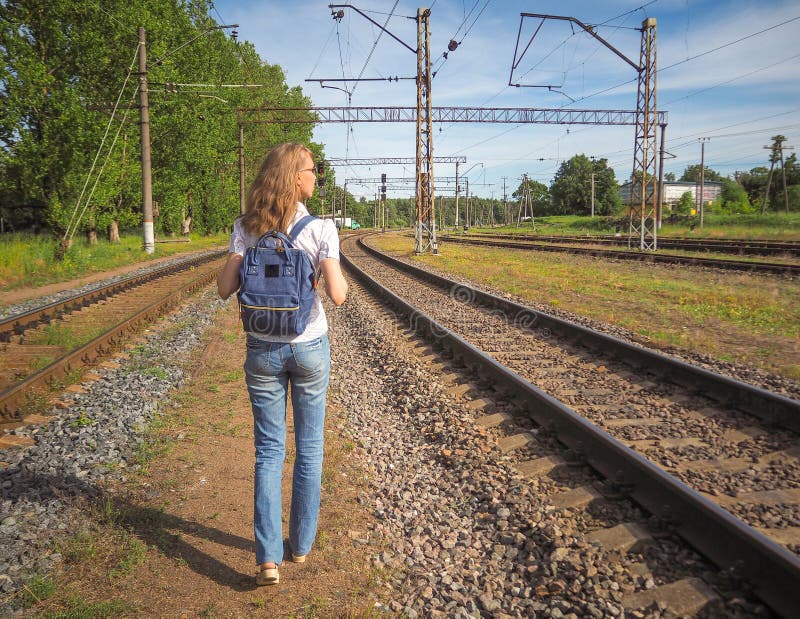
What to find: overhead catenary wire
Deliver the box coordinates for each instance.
[437,2,660,147]
[63,42,141,243]
[663,52,800,106]
[557,14,800,110]
[432,0,490,77]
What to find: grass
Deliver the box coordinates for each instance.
[0,231,228,293]
[371,233,800,379]
[21,574,56,608]
[131,412,174,472]
[140,367,168,380]
[42,596,132,618]
[59,531,99,563]
[468,212,800,240]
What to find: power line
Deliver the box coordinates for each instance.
[660,15,800,73]
[558,14,800,110]
[663,52,800,106]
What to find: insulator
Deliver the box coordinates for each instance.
[447,39,459,52]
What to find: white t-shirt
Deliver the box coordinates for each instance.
[229,203,340,343]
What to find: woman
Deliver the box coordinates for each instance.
[217,143,348,586]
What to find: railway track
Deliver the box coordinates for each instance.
[0,250,227,422]
[342,232,800,617]
[438,234,800,276]
[466,232,800,258]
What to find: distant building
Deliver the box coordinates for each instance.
[619,180,723,208]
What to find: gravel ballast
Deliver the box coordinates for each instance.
[325,286,769,618]
[0,288,227,608]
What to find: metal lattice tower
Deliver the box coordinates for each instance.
[415,8,436,254]
[628,18,658,251]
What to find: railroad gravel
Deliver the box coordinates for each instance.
[0,248,224,321]
[0,288,227,606]
[327,287,769,618]
[378,242,800,401]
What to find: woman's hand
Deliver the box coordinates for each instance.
[319,258,347,306]
[217,253,243,299]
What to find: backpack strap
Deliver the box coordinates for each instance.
[287,215,317,243]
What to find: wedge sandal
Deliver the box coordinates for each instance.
[255,565,280,586]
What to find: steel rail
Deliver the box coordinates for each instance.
[0,263,222,420]
[0,250,227,341]
[357,237,800,430]
[439,235,800,276]
[467,232,800,257]
[341,239,800,618]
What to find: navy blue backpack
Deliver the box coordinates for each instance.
[237,215,318,336]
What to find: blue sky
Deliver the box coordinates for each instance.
[212,0,800,199]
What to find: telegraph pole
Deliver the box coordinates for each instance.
[698,137,709,227]
[454,160,460,228]
[415,8,436,253]
[137,27,155,254]
[502,177,508,225]
[591,173,596,217]
[656,123,667,229]
[343,180,348,228]
[238,123,246,215]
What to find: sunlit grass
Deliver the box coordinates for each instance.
[370,233,800,378]
[0,232,228,293]
[468,212,800,240]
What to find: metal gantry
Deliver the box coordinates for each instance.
[326,156,466,166]
[238,9,665,253]
[238,106,666,126]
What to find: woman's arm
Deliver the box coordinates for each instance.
[319,257,348,306]
[217,253,243,300]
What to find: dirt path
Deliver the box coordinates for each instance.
[38,303,379,617]
[2,248,219,307]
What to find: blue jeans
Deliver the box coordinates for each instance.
[244,334,330,565]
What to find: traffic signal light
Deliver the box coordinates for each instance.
[316,161,325,187]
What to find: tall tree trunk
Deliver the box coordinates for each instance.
[87,227,98,245]
[108,220,120,243]
[55,237,73,261]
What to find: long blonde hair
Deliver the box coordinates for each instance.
[241,142,312,235]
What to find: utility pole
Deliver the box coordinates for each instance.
[502,177,508,225]
[629,17,658,250]
[656,123,667,229]
[238,123,245,215]
[779,142,791,213]
[137,27,155,254]
[415,8,436,254]
[591,173,596,217]
[343,180,348,228]
[454,160,460,228]
[465,177,470,229]
[698,137,709,227]
[762,138,794,213]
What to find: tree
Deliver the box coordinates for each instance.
[664,172,676,181]
[0,0,315,241]
[674,191,694,215]
[717,178,751,213]
[735,167,769,207]
[679,165,723,183]
[550,154,621,215]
